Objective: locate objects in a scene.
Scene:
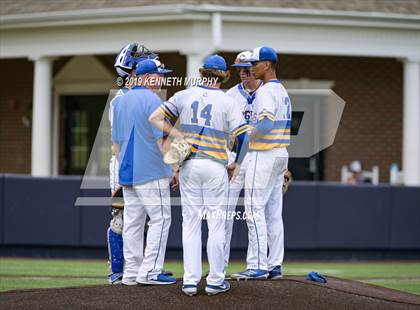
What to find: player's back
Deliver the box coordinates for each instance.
[163,85,240,163]
[113,86,171,185]
[115,87,158,143]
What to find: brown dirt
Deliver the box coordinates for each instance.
[1,276,419,310]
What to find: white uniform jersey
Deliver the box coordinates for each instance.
[159,86,249,164]
[225,81,262,125]
[250,80,291,151]
[242,80,291,271]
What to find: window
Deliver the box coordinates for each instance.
[61,95,108,175]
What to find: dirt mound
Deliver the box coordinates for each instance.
[1,276,419,310]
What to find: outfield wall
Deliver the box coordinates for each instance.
[0,174,419,255]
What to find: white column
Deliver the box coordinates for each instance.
[402,57,420,186]
[30,56,54,176]
[212,12,222,50]
[182,51,207,80]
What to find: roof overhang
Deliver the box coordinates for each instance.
[0,4,418,60]
[1,4,419,30]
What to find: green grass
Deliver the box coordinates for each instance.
[1,258,420,294]
[363,279,420,295]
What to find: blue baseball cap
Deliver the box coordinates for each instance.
[203,54,227,71]
[249,46,278,63]
[136,59,172,75]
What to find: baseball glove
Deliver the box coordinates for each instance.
[111,186,124,209]
[163,138,192,165]
[283,170,292,195]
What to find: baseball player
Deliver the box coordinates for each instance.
[111,48,176,285]
[149,55,251,296]
[232,46,291,280]
[108,42,155,284]
[223,51,263,269]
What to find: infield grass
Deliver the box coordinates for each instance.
[1,258,419,294]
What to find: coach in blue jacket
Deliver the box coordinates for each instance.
[112,59,176,286]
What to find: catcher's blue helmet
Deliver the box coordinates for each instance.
[231,51,253,68]
[114,43,159,77]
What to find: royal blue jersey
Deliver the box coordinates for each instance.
[112,86,172,186]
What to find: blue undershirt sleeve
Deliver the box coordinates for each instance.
[254,117,274,135]
[234,132,250,164]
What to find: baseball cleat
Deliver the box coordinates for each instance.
[268,265,283,280]
[122,278,138,286]
[231,269,268,280]
[137,273,176,285]
[162,269,174,277]
[205,280,230,295]
[182,284,198,296]
[108,272,123,284]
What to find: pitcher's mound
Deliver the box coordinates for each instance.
[1,276,419,309]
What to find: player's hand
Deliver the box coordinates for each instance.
[227,163,240,183]
[171,170,180,191]
[282,170,292,194]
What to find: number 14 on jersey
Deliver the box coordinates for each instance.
[191,101,213,126]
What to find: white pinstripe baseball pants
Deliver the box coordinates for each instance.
[244,147,288,271]
[180,158,228,286]
[122,178,171,283]
[224,151,250,268]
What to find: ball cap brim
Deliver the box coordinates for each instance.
[155,68,173,74]
[231,63,252,68]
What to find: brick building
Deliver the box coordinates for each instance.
[0,0,419,184]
